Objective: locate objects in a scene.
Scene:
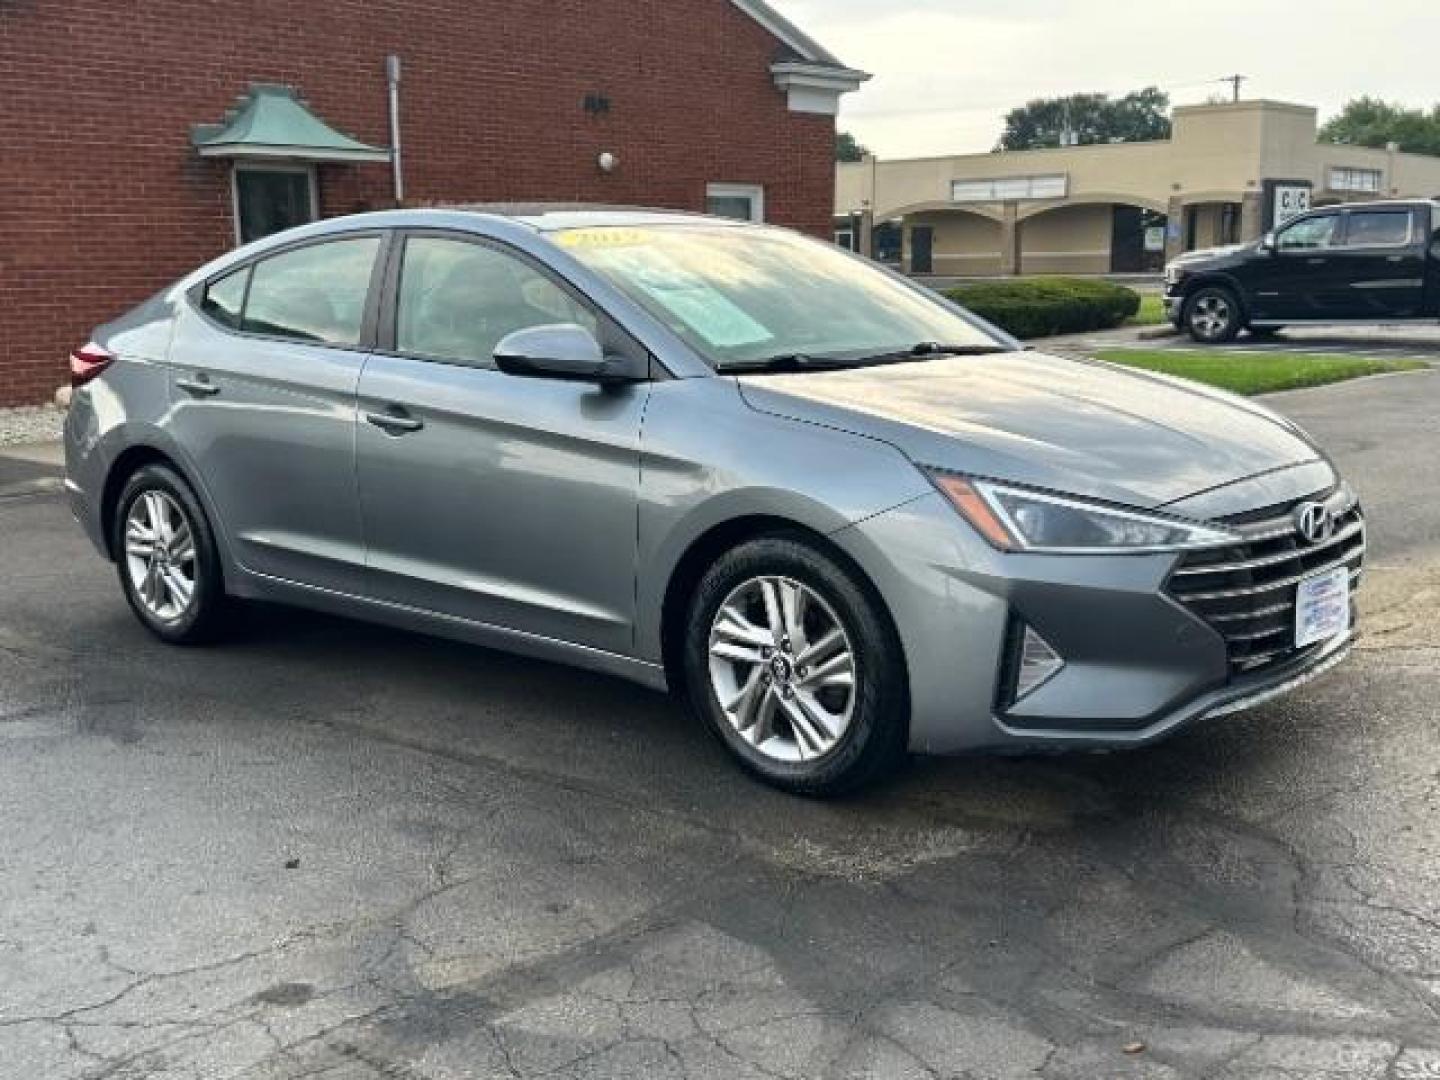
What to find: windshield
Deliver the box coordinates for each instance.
[553,224,1008,370]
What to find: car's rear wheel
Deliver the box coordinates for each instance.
[1184,286,1242,343]
[113,464,228,645]
[682,535,907,796]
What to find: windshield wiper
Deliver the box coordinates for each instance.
[869,341,1012,360]
[717,342,1010,374]
[715,353,849,373]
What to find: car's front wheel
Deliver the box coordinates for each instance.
[113,464,228,644]
[1184,285,1242,343]
[682,535,908,796]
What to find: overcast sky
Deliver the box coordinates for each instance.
[768,0,1440,159]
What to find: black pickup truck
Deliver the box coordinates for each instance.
[1164,199,1440,343]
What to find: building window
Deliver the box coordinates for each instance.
[1328,166,1382,194]
[706,183,765,223]
[233,165,318,245]
[951,174,1068,203]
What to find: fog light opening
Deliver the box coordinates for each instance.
[1014,625,1065,702]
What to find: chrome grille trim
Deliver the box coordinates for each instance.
[1167,491,1365,677]
[1173,541,1365,602]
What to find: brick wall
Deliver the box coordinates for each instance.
[0,0,836,405]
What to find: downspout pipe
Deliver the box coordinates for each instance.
[386,54,404,205]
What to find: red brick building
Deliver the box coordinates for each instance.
[0,0,865,406]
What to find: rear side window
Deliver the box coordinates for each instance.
[1344,211,1413,248]
[242,237,380,346]
[200,267,249,329]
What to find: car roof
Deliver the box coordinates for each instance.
[421,203,750,232]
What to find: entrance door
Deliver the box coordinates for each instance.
[1111,206,1145,273]
[910,226,934,274]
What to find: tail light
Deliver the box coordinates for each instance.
[69,343,115,387]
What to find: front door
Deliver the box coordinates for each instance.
[1328,207,1428,319]
[355,233,650,654]
[165,234,383,594]
[1244,211,1341,321]
[910,226,934,274]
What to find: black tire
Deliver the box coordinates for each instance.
[681,534,908,797]
[1184,285,1242,343]
[112,464,229,645]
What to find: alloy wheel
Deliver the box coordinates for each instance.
[124,490,198,622]
[1189,294,1231,339]
[707,575,857,763]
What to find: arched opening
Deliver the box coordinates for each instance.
[899,208,1005,276]
[1017,200,1169,275]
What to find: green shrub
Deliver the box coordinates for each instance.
[943,277,1142,339]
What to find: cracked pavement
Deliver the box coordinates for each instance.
[1,370,1438,1079]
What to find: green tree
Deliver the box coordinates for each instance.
[997,87,1171,151]
[1320,97,1440,157]
[836,130,869,162]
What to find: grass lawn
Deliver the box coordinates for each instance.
[1095,349,1429,396]
[1125,294,1169,326]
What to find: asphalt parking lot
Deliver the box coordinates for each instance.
[3,370,1439,1080]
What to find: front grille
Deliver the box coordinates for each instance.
[1167,489,1365,677]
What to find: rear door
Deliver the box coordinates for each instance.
[1330,207,1428,319]
[354,231,650,653]
[1428,206,1440,315]
[167,233,385,593]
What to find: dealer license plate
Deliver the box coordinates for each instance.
[1295,567,1351,649]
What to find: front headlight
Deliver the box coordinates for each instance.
[928,472,1239,554]
[1164,264,1183,286]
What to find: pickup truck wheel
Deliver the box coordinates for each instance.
[1184,286,1242,343]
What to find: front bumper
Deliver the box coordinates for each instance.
[830,492,1357,755]
[1162,288,1184,325]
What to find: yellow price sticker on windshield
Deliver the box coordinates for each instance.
[555,228,648,250]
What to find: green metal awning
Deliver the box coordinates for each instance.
[191,84,390,163]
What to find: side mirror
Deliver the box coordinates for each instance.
[1260,232,1278,254]
[493,324,632,383]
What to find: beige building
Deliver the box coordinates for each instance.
[836,100,1440,276]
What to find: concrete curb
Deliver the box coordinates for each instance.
[1136,324,1180,341]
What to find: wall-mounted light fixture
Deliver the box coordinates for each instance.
[597,152,618,174]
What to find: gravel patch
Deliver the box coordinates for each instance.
[0,407,65,447]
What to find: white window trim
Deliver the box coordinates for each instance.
[706,183,766,223]
[1327,166,1383,194]
[231,162,319,246]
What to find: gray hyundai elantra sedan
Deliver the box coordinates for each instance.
[63,208,1363,794]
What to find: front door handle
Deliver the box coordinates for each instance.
[176,376,220,397]
[365,409,424,435]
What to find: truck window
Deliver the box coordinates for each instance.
[1344,211,1413,248]
[1277,214,1338,251]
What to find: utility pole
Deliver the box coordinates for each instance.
[1221,74,1247,103]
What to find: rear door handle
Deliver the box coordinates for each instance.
[176,376,220,397]
[365,409,424,435]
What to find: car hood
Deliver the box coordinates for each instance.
[736,352,1327,510]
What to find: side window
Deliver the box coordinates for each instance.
[201,267,249,329]
[1277,214,1338,252]
[396,237,598,367]
[1343,211,1413,248]
[242,237,381,346]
